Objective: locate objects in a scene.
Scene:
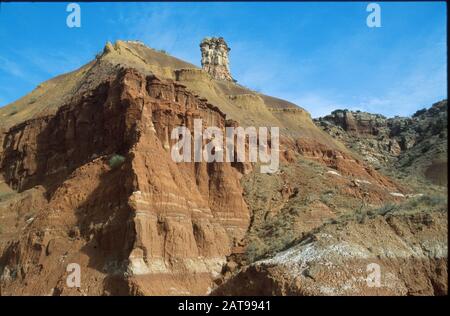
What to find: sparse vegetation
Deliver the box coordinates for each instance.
[245,185,447,263]
[0,192,15,202]
[108,154,126,169]
[319,190,335,206]
[246,206,300,262]
[374,203,399,216]
[336,193,447,226]
[369,194,447,217]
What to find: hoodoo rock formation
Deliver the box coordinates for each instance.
[200,37,233,81]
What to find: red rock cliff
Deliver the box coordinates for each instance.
[0,67,249,295]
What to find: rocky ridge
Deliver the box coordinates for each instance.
[314,100,448,186]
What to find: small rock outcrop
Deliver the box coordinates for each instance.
[200,37,233,81]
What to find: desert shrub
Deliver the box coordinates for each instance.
[374,204,398,216]
[245,238,268,262]
[367,193,447,218]
[407,198,419,209]
[418,194,447,208]
[245,207,300,262]
[109,154,126,169]
[320,190,334,206]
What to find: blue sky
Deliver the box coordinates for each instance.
[0,2,447,117]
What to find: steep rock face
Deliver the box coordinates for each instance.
[0,67,249,295]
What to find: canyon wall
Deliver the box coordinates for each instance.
[0,67,249,295]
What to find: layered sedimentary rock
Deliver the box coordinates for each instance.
[0,66,249,295]
[200,37,233,81]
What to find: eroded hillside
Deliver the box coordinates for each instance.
[0,40,447,296]
[315,100,448,186]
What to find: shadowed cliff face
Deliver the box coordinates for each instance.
[0,41,446,296]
